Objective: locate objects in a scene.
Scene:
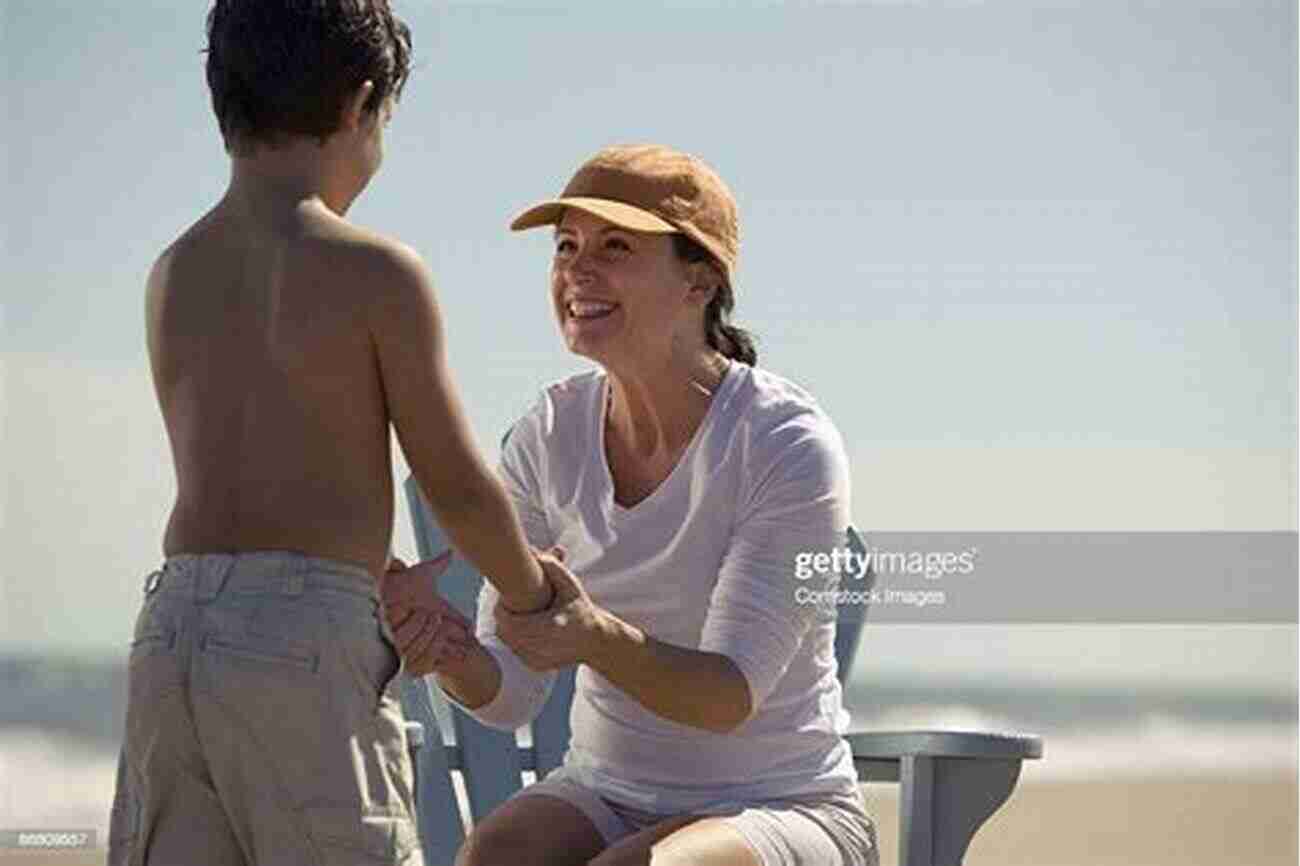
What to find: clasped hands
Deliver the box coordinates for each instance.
[380,547,602,677]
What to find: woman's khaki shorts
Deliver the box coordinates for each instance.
[514,767,879,866]
[108,551,423,866]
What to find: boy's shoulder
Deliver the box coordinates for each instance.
[160,203,421,278]
[303,213,426,278]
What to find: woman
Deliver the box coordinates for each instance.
[385,144,877,866]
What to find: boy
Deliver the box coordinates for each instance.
[108,3,550,863]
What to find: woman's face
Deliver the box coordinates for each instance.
[550,208,698,366]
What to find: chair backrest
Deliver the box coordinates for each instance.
[399,476,872,864]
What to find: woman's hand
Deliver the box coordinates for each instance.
[381,555,476,676]
[494,549,608,672]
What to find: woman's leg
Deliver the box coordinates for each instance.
[456,793,606,866]
[589,815,761,866]
[589,795,877,866]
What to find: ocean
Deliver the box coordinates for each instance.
[1,652,1296,857]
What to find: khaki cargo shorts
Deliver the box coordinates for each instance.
[108,551,423,866]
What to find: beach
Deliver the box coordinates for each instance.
[864,773,1299,866]
[2,774,1295,866]
[4,657,1295,866]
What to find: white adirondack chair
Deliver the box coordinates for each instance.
[398,476,1042,866]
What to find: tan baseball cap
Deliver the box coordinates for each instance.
[510,144,739,285]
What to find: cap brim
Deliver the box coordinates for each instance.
[509,197,677,233]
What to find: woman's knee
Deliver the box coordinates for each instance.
[455,820,527,866]
[587,816,758,866]
[587,847,638,866]
[456,795,605,866]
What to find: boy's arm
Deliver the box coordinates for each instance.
[366,241,550,613]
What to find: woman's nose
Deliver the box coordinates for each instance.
[563,251,597,285]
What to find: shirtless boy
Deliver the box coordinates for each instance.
[108,2,549,864]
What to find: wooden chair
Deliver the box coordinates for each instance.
[398,477,1042,866]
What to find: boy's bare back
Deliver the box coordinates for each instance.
[148,202,406,578]
[149,0,547,608]
[112,4,554,861]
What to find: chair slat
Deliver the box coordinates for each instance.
[399,675,465,865]
[450,704,526,823]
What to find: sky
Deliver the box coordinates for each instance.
[1,0,1296,692]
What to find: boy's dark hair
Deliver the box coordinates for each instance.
[205,0,412,155]
[672,233,758,366]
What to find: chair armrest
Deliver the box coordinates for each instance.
[847,729,1042,761]
[849,730,1042,866]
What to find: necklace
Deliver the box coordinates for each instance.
[688,378,714,397]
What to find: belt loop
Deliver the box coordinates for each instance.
[284,559,305,597]
[195,557,236,603]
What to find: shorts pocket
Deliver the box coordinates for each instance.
[128,599,176,661]
[306,805,422,865]
[303,705,420,864]
[203,633,320,672]
[336,713,420,862]
[331,612,402,711]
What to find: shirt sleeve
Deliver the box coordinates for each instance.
[449,582,558,730]
[441,413,558,731]
[698,411,851,712]
[497,416,554,552]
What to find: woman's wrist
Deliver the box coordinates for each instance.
[584,608,642,672]
[435,640,502,709]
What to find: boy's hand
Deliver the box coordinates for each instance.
[390,605,475,676]
[381,554,476,675]
[380,550,454,612]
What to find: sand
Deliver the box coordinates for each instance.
[864,773,1298,866]
[2,774,1295,866]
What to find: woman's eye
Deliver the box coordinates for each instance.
[555,239,576,255]
[605,237,631,252]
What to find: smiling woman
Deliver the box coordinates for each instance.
[512,145,753,384]
[547,212,758,382]
[383,145,880,866]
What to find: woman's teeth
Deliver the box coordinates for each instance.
[568,301,617,319]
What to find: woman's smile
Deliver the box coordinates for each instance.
[566,298,620,320]
[560,292,624,346]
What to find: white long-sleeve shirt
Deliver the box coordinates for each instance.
[451,361,859,812]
